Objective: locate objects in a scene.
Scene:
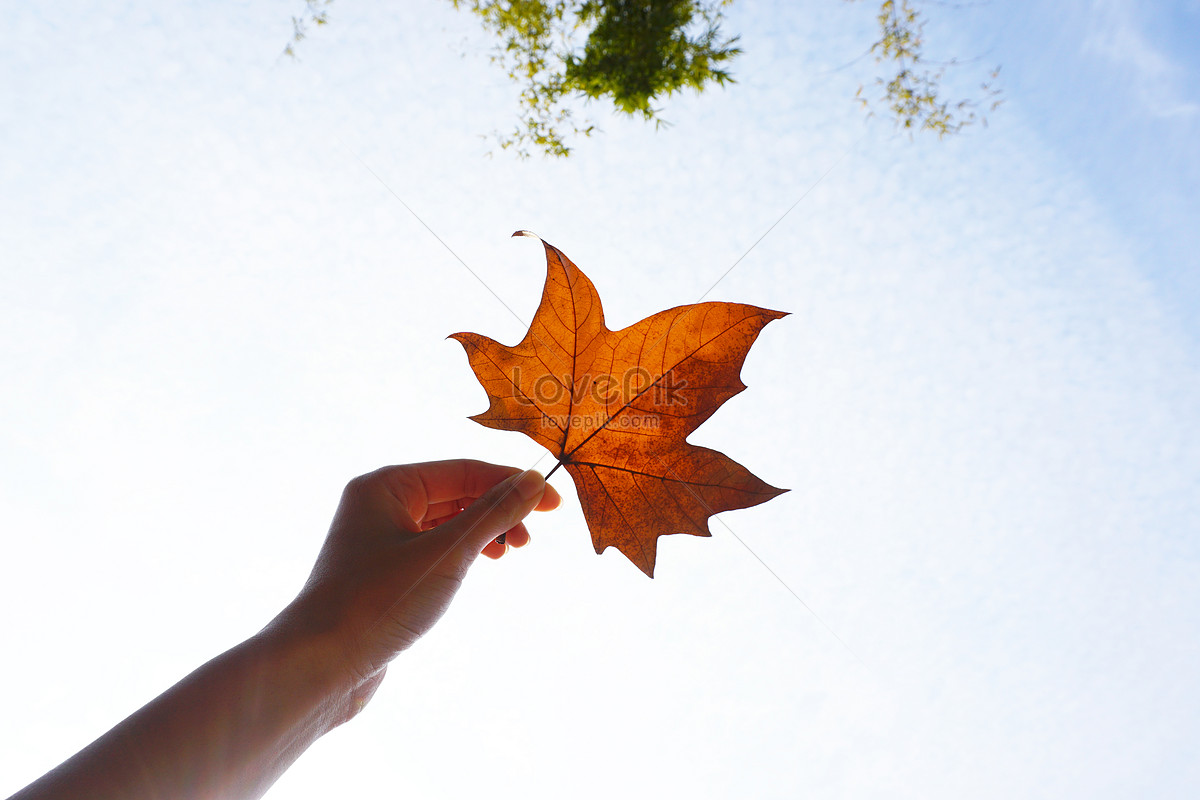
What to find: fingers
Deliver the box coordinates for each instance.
[535,482,563,512]
[375,460,562,526]
[501,523,532,548]
[480,522,531,559]
[420,484,560,529]
[429,470,548,557]
[405,460,522,505]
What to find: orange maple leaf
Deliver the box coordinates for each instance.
[451,233,788,577]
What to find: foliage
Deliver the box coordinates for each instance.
[285,1,1002,155]
[450,0,741,157]
[284,0,332,58]
[853,0,1002,136]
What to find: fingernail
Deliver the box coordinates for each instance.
[513,470,545,501]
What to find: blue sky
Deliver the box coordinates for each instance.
[2,1,1198,798]
[962,0,1200,336]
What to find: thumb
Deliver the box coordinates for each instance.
[433,469,546,556]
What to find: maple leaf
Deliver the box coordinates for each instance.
[450,233,787,577]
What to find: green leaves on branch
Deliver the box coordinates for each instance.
[284,0,332,58]
[452,0,741,157]
[456,0,1001,154]
[283,0,1003,155]
[566,1,740,117]
[854,0,1003,136]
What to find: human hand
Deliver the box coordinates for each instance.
[7,460,560,800]
[275,460,561,695]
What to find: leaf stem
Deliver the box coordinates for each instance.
[545,460,564,480]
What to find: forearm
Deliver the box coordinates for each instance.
[12,617,367,800]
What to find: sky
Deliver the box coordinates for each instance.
[1,1,1198,798]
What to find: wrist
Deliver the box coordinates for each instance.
[258,603,378,734]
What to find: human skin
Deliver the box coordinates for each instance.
[10,460,561,800]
